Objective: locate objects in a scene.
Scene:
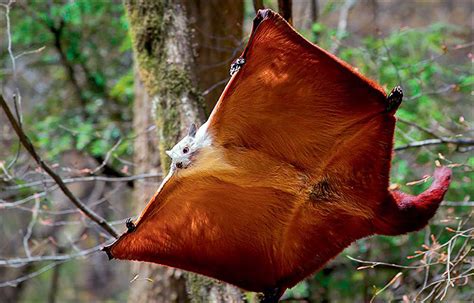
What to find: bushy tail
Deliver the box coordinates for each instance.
[375,167,452,236]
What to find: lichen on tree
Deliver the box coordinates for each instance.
[124,0,242,302]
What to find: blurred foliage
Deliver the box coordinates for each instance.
[3,0,134,165]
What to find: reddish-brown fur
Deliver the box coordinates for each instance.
[104,10,452,294]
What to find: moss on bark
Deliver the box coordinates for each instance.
[125,0,204,173]
[125,1,242,302]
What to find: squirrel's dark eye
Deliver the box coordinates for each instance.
[182,147,189,154]
[176,162,183,169]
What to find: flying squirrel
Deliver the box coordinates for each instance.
[104,9,451,302]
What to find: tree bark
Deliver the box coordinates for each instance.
[125,0,243,302]
[185,0,244,113]
[125,0,206,171]
[278,0,293,24]
[253,0,264,12]
[128,68,189,303]
[310,0,319,24]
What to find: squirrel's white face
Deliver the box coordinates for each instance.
[166,135,196,170]
[166,123,211,171]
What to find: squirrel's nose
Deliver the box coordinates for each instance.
[176,162,183,169]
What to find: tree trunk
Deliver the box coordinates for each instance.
[185,0,244,113]
[125,0,206,171]
[128,69,189,303]
[278,0,293,24]
[125,0,243,302]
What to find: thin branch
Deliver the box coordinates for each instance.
[0,262,64,287]
[370,272,403,303]
[6,172,162,190]
[35,217,130,228]
[406,84,456,102]
[3,183,125,215]
[0,242,109,267]
[347,255,438,270]
[0,161,13,180]
[0,186,56,209]
[89,138,122,175]
[7,94,24,170]
[202,78,229,96]
[397,118,442,139]
[14,45,46,60]
[0,94,119,238]
[442,201,474,207]
[22,195,40,258]
[395,137,474,151]
[1,0,16,78]
[1,1,24,171]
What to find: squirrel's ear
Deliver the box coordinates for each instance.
[188,123,197,137]
[165,150,172,157]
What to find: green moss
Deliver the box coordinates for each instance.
[126,0,203,174]
[125,2,225,300]
[155,100,179,172]
[125,0,167,96]
[185,273,224,303]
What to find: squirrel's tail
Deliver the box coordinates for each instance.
[375,167,452,235]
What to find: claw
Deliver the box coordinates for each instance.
[102,246,114,260]
[230,58,246,76]
[386,85,403,113]
[260,287,283,303]
[126,218,136,233]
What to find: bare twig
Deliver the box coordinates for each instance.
[395,137,474,151]
[351,222,474,302]
[1,0,16,78]
[2,182,127,216]
[0,262,64,287]
[202,78,229,96]
[370,272,403,303]
[14,46,46,60]
[442,201,474,207]
[0,186,57,208]
[5,172,162,191]
[0,94,119,238]
[397,118,443,140]
[0,242,110,267]
[347,255,437,270]
[22,195,40,258]
[1,1,24,171]
[89,138,122,175]
[406,84,456,102]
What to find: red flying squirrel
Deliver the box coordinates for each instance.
[104,9,452,302]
